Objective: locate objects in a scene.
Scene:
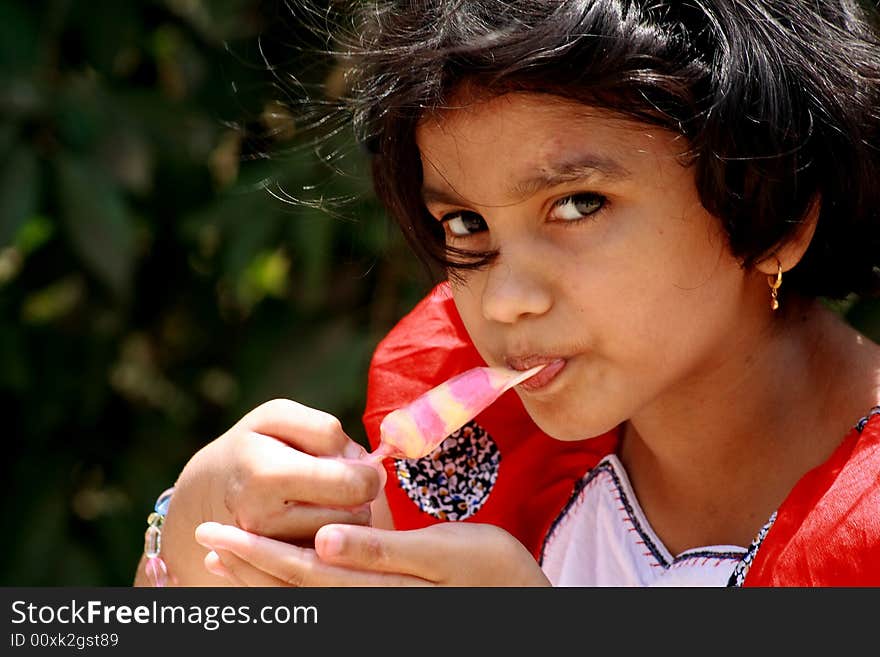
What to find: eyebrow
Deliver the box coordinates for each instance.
[421,153,630,206]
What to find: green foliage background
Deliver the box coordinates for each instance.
[3,0,880,587]
[0,0,430,586]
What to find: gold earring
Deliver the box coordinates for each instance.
[768,260,782,311]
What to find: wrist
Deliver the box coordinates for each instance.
[150,446,234,586]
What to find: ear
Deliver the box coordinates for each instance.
[754,196,820,276]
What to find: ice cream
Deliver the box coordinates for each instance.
[368,364,546,461]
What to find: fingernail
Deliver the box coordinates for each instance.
[316,526,345,558]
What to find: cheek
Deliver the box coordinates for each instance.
[450,277,493,353]
[565,213,741,350]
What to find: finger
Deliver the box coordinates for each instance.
[238,399,366,458]
[195,522,430,587]
[313,524,446,580]
[269,446,381,506]
[256,502,373,543]
[210,549,290,587]
[240,433,382,507]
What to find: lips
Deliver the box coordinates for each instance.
[506,356,567,391]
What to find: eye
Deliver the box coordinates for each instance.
[443,211,487,237]
[549,193,606,222]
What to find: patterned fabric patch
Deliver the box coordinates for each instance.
[394,420,499,521]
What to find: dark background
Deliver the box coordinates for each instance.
[0,0,429,586]
[2,0,879,586]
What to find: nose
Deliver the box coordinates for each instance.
[481,254,553,324]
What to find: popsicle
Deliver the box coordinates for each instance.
[366,363,546,462]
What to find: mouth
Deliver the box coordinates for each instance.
[505,356,567,392]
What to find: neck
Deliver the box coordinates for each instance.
[619,298,880,553]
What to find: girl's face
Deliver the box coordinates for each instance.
[416,92,771,440]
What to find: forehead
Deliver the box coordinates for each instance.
[415,92,685,199]
[416,93,605,160]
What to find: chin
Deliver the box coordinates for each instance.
[521,400,619,442]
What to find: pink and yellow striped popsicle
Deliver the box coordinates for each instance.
[367,364,546,461]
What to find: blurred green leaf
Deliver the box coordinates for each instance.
[56,155,136,300]
[21,275,85,324]
[0,142,39,248]
[15,214,54,255]
[238,247,290,307]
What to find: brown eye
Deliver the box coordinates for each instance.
[444,211,487,236]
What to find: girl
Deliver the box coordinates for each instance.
[136,0,880,586]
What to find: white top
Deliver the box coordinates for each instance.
[540,454,750,587]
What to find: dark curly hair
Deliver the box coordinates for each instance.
[330,0,880,299]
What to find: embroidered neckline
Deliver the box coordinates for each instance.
[540,454,749,574]
[596,455,749,568]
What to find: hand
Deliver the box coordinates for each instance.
[196,399,385,539]
[194,520,552,587]
[137,399,385,586]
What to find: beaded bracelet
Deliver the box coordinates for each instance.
[144,487,175,587]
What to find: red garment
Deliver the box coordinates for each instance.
[363,282,880,584]
[743,415,880,586]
